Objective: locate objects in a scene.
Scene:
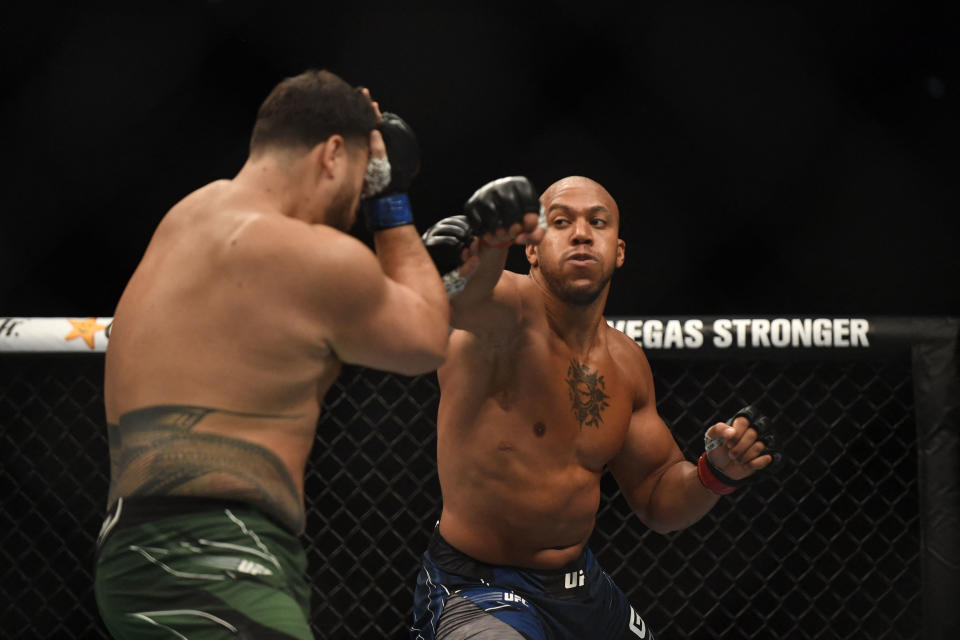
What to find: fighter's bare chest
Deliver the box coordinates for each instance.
[494,338,635,469]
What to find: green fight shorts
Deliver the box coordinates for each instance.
[94,496,313,639]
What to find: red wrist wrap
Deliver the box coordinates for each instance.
[697,453,737,495]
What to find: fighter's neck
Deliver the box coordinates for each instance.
[232,156,318,224]
[533,277,610,354]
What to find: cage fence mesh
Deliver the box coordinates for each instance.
[0,353,920,639]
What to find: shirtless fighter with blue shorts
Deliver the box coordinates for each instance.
[413,175,776,639]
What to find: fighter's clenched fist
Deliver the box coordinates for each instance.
[422,214,476,296]
[464,176,544,246]
[699,406,778,494]
[421,176,544,296]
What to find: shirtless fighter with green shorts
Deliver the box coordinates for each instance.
[94,70,539,639]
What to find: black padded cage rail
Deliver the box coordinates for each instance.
[1,316,957,639]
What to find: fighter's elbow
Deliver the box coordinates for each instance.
[646,521,683,535]
[396,330,449,375]
[630,490,695,535]
[398,356,445,376]
[633,508,676,535]
[407,349,447,375]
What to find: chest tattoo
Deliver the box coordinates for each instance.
[566,359,611,429]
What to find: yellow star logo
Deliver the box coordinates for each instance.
[65,317,108,349]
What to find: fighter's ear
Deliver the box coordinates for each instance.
[314,134,346,178]
[525,242,539,267]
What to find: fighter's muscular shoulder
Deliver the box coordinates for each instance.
[224,213,379,303]
[603,322,655,410]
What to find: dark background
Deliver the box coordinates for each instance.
[2,1,957,318]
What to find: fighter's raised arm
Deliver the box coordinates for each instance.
[421,176,543,333]
[329,228,448,375]
[219,105,449,376]
[229,219,447,376]
[328,106,449,374]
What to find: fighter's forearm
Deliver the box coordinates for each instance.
[374,226,450,323]
[641,459,721,534]
[450,244,509,315]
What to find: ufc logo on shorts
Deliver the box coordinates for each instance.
[563,569,585,589]
[503,592,528,605]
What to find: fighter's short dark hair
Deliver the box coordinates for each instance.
[249,69,378,154]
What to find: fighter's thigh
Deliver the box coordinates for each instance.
[97,584,313,640]
[102,608,275,640]
[95,540,313,639]
[436,591,545,640]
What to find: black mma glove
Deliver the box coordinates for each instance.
[362,112,421,231]
[699,405,780,494]
[422,214,474,297]
[419,176,539,297]
[463,176,541,238]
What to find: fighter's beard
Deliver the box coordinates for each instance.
[327,182,359,231]
[539,265,613,306]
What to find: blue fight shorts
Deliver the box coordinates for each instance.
[410,527,654,640]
